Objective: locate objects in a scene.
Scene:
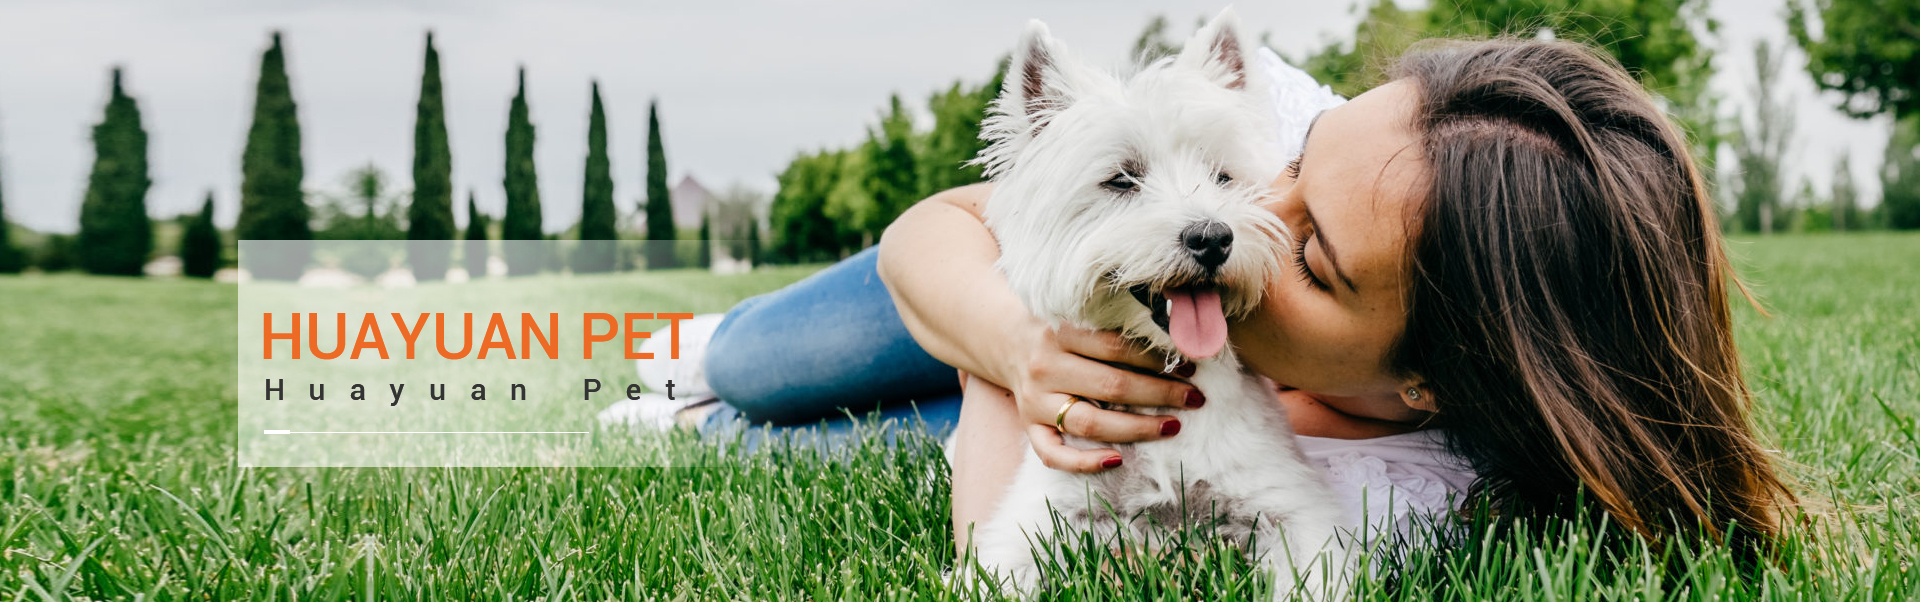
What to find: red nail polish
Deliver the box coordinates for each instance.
[1102,456,1124,469]
[1175,362,1196,378]
[1160,419,1182,436]
[1184,389,1206,408]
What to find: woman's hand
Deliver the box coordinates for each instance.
[1004,324,1201,472]
[877,184,1199,473]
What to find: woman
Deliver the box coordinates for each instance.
[624,38,1796,558]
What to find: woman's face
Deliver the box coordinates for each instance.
[1232,80,1429,418]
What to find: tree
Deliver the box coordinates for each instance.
[312,164,405,239]
[543,232,565,272]
[77,67,153,276]
[1789,0,1920,121]
[463,190,489,278]
[1297,0,1425,98]
[768,150,842,263]
[1422,0,1719,105]
[408,32,455,281]
[763,60,1000,262]
[574,81,617,273]
[1428,0,1728,185]
[181,191,221,278]
[502,67,544,275]
[37,235,75,272]
[236,32,310,280]
[711,183,764,266]
[643,99,676,270]
[0,124,22,274]
[1299,0,1728,190]
[1729,41,1796,234]
[321,165,405,279]
[920,66,1002,197]
[696,211,712,269]
[824,146,875,249]
[1784,178,1821,232]
[745,214,760,265]
[1883,117,1920,230]
[1831,152,1859,231]
[863,94,919,244]
[1132,15,1181,64]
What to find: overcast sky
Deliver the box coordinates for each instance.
[0,0,1892,233]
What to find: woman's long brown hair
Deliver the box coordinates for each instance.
[1387,39,1796,552]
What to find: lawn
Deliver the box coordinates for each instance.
[2,234,1917,600]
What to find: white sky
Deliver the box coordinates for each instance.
[0,0,1892,233]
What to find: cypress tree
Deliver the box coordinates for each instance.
[573,80,616,273]
[77,67,153,276]
[181,191,221,278]
[643,99,675,270]
[236,32,310,280]
[502,66,544,275]
[408,31,455,280]
[543,232,565,272]
[696,211,712,268]
[463,190,488,278]
[0,125,21,274]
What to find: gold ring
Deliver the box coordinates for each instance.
[1055,397,1085,432]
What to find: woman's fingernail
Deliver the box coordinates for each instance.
[1160,419,1182,436]
[1102,456,1124,469]
[1174,362,1196,378]
[1184,389,1206,408]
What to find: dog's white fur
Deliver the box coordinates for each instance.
[968,9,1350,600]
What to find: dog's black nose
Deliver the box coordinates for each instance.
[1180,220,1233,270]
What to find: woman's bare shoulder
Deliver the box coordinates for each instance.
[924,183,994,219]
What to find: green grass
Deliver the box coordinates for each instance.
[3,234,1918,600]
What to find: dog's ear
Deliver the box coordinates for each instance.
[1177,7,1251,91]
[1005,20,1074,136]
[975,20,1075,178]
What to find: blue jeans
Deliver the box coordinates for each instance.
[700,247,964,443]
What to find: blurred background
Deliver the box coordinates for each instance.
[1,4,1916,597]
[0,0,1911,278]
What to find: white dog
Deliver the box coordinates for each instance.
[967,9,1350,600]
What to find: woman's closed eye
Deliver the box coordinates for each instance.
[1282,154,1329,291]
[1297,230,1328,291]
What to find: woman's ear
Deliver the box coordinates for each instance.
[1401,383,1437,413]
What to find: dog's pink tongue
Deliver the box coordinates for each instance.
[1167,288,1228,359]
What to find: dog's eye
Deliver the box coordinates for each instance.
[1100,172,1139,193]
[1215,172,1233,186]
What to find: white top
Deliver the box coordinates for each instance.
[1256,46,1348,162]
[1297,430,1478,539]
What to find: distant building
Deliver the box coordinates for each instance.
[627,174,714,233]
[671,175,713,230]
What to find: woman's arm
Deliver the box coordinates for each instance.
[875,184,1026,381]
[877,184,1200,471]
